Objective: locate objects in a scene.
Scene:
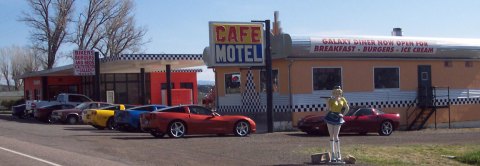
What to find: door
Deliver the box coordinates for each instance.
[350,108,378,132]
[418,65,432,108]
[188,106,225,134]
[106,91,115,104]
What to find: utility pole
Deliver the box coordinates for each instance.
[252,20,274,133]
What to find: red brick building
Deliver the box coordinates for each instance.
[18,54,204,106]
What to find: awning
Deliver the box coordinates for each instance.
[15,54,204,79]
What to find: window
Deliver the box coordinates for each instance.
[106,74,114,82]
[189,106,212,115]
[115,73,126,81]
[180,82,194,89]
[354,108,373,116]
[131,106,155,112]
[69,95,91,102]
[125,105,136,109]
[313,68,342,90]
[116,82,127,104]
[161,83,175,89]
[127,73,139,81]
[421,72,429,81]
[46,105,63,110]
[25,90,30,100]
[34,89,39,100]
[260,69,279,92]
[225,73,241,94]
[374,67,399,89]
[162,107,185,113]
[63,104,75,109]
[127,82,139,104]
[101,105,117,110]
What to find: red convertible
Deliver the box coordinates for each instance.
[297,108,400,136]
[140,105,256,138]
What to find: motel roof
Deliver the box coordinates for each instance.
[15,54,204,79]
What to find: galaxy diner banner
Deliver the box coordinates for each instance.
[209,22,265,66]
[310,37,437,54]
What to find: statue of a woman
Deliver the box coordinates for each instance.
[324,86,349,163]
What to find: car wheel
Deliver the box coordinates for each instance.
[67,116,78,125]
[378,121,393,136]
[150,131,165,138]
[106,117,116,130]
[234,121,250,137]
[168,121,186,138]
[48,117,56,124]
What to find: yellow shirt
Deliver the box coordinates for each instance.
[328,97,348,113]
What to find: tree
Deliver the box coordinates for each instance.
[0,48,12,90]
[72,0,112,50]
[21,0,75,69]
[72,0,147,57]
[0,46,43,91]
[11,47,43,90]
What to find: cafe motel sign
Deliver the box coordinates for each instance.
[209,22,265,67]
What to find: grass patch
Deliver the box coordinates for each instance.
[300,144,480,166]
[456,150,480,165]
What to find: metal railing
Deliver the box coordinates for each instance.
[432,86,451,129]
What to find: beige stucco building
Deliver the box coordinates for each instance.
[205,31,480,131]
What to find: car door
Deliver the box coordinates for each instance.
[351,108,378,132]
[188,106,224,134]
[341,112,356,132]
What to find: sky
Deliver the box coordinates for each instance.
[1,0,480,82]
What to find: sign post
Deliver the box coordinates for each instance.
[73,50,98,101]
[253,20,273,133]
[208,21,272,132]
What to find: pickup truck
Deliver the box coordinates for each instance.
[26,93,93,115]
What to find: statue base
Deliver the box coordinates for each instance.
[327,161,346,165]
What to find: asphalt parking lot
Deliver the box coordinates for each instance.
[1,114,480,166]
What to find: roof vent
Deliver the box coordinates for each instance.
[392,28,402,36]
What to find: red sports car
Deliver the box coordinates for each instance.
[140,105,256,138]
[297,107,400,136]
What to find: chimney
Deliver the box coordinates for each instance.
[392,28,402,36]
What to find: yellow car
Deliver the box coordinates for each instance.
[82,104,134,130]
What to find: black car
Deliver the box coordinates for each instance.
[11,104,27,119]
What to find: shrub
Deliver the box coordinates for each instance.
[1,99,25,110]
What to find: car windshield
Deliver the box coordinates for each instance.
[376,109,385,114]
[128,105,154,111]
[99,105,117,110]
[75,103,90,109]
[345,109,358,116]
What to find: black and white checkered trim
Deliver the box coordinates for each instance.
[101,54,202,63]
[242,70,261,106]
[216,97,480,113]
[217,105,291,113]
[151,69,203,73]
